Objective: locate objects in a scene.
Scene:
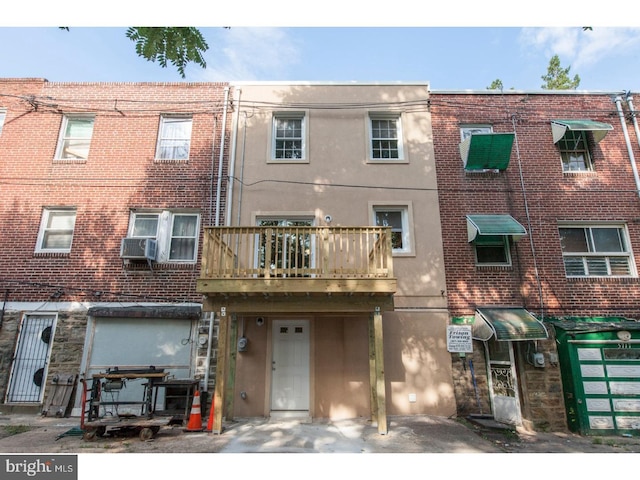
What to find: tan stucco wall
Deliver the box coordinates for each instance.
[226,83,454,420]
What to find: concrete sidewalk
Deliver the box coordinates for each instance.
[2,412,640,454]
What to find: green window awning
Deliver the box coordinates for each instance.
[472,307,549,341]
[459,132,514,171]
[467,214,526,242]
[551,119,613,144]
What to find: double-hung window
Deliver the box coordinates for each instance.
[55,115,95,160]
[128,210,200,263]
[36,208,77,253]
[156,115,193,161]
[0,109,6,136]
[372,205,413,255]
[551,120,613,173]
[559,225,634,277]
[474,235,510,265]
[557,130,592,172]
[272,113,305,160]
[369,113,404,160]
[256,217,314,275]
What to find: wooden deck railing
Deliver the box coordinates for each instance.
[200,226,394,280]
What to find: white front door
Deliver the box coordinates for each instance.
[271,319,310,412]
[485,339,522,426]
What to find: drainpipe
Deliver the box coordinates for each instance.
[225,88,242,227]
[208,116,217,225]
[614,95,640,200]
[625,93,640,153]
[214,87,230,227]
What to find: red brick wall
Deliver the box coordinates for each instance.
[0,79,231,303]
[431,92,640,320]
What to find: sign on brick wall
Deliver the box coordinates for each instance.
[447,325,473,353]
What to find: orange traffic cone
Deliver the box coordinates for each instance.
[205,396,215,433]
[184,390,203,432]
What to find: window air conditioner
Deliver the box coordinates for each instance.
[120,238,157,260]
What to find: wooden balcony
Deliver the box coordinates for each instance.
[196,226,396,313]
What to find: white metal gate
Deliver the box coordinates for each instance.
[485,339,522,426]
[6,314,56,403]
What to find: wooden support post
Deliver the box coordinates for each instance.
[211,307,229,434]
[370,307,387,435]
[368,315,378,423]
[225,314,238,421]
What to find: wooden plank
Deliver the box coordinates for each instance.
[204,294,394,314]
[211,308,229,435]
[373,309,387,435]
[197,278,396,295]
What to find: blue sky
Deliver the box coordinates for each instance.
[2,2,640,91]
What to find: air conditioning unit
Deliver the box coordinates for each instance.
[120,238,157,260]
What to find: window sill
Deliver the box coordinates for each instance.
[366,159,409,165]
[475,264,512,271]
[566,276,639,283]
[34,251,71,258]
[154,158,189,164]
[267,159,309,164]
[123,261,197,272]
[562,170,597,176]
[53,158,87,164]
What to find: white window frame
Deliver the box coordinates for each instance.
[54,114,95,160]
[559,224,635,278]
[155,115,193,161]
[35,208,77,253]
[370,203,414,256]
[557,130,593,172]
[473,235,512,267]
[460,124,493,141]
[368,113,405,161]
[270,112,307,162]
[0,109,6,136]
[127,210,200,263]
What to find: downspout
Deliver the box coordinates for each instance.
[625,92,640,156]
[511,115,544,319]
[208,116,218,225]
[614,95,640,200]
[226,88,242,227]
[214,87,230,227]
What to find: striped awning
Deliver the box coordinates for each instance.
[459,132,514,171]
[551,119,613,144]
[467,214,527,242]
[472,307,548,341]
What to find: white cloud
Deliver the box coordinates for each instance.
[198,27,300,81]
[520,27,640,69]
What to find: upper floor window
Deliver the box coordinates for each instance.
[36,208,77,253]
[271,113,306,161]
[557,130,592,172]
[460,125,492,141]
[156,115,192,161]
[559,225,634,277]
[551,120,613,173]
[127,210,200,262]
[372,204,413,255]
[55,115,95,160]
[0,109,6,136]
[474,235,511,266]
[369,113,404,160]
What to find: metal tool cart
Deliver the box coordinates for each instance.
[80,367,170,441]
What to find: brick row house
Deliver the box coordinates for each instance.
[430,90,640,434]
[3,77,640,437]
[0,79,231,419]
